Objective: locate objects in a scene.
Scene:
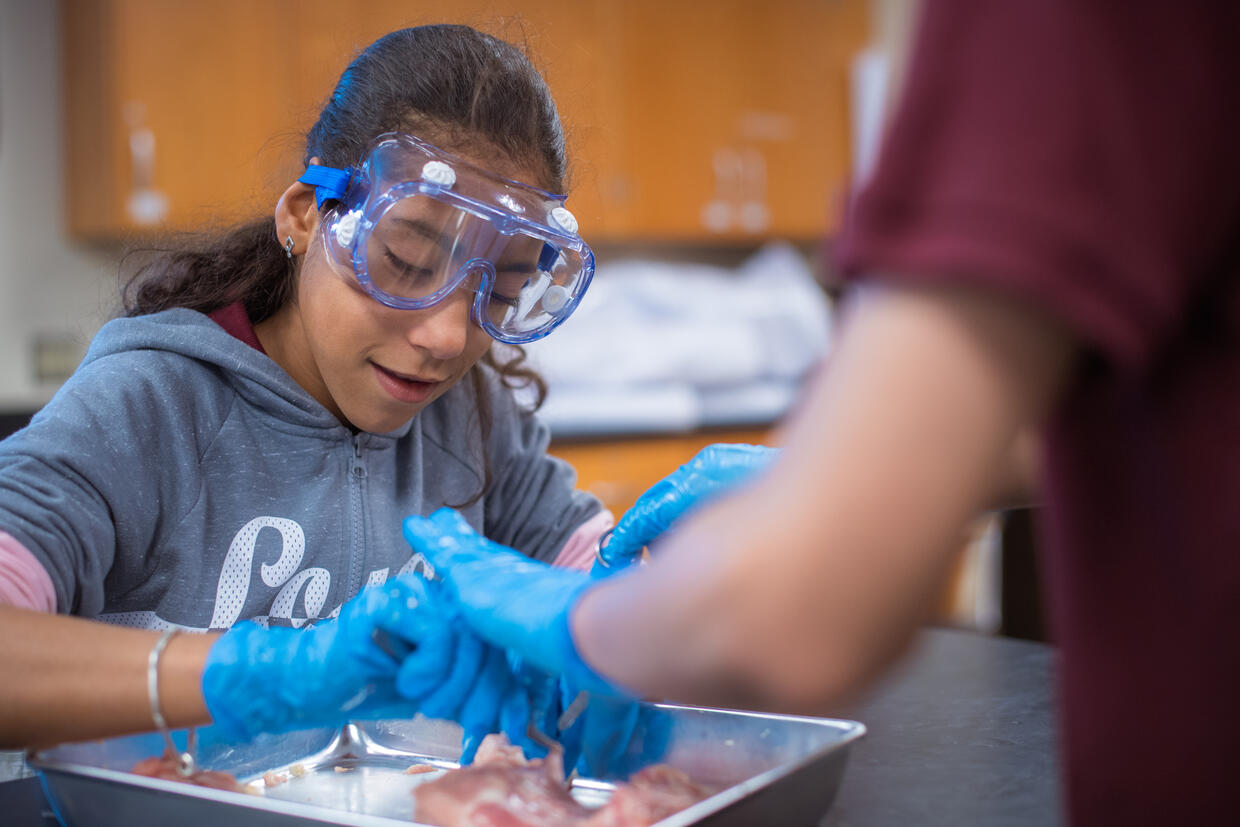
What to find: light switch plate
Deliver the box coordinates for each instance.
[31,334,84,383]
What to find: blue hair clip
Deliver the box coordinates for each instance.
[298,165,353,209]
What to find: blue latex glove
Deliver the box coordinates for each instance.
[202,573,459,741]
[392,605,552,765]
[445,642,523,765]
[597,443,778,573]
[556,685,639,779]
[508,676,673,780]
[559,694,675,781]
[496,656,563,760]
[373,584,544,766]
[403,508,655,777]
[402,508,628,699]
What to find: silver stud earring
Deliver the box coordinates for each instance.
[283,235,295,259]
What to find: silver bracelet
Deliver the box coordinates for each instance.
[147,628,196,777]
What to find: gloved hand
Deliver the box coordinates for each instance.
[447,644,574,765]
[403,508,653,777]
[597,443,778,573]
[556,685,643,779]
[503,673,673,780]
[559,692,674,781]
[429,640,592,765]
[402,508,630,700]
[495,656,564,760]
[414,623,516,765]
[501,671,642,778]
[202,573,461,741]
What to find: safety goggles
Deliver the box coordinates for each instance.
[298,132,594,344]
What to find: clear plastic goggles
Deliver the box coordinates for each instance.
[300,133,594,344]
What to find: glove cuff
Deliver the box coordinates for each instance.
[202,622,296,740]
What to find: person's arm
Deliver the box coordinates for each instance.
[0,605,213,749]
[572,282,1073,713]
[1,573,482,750]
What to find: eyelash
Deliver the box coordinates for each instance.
[383,246,526,307]
[384,248,431,278]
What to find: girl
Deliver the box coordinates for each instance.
[0,24,611,756]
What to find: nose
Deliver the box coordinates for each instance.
[403,286,474,360]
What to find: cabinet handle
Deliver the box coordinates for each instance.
[123,101,169,226]
[738,148,770,233]
[701,147,741,233]
[701,147,770,233]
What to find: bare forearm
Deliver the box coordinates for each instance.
[573,284,1071,712]
[0,605,214,748]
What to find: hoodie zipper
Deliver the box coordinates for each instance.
[347,433,367,596]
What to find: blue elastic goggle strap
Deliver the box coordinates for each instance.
[538,243,558,272]
[298,165,352,209]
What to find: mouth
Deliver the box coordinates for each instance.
[371,362,443,405]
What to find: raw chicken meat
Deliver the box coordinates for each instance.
[413,734,714,827]
[131,751,250,793]
[584,765,714,826]
[413,734,588,827]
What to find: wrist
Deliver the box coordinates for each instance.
[559,583,636,700]
[158,632,215,729]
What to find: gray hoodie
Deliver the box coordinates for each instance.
[0,309,600,631]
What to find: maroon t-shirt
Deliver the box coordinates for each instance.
[835,1,1240,822]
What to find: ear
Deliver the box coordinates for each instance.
[274,162,323,257]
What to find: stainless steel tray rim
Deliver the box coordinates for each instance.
[31,704,868,827]
[647,715,867,827]
[34,762,416,827]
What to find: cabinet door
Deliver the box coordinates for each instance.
[63,0,304,237]
[591,0,869,241]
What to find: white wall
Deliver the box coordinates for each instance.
[0,0,116,410]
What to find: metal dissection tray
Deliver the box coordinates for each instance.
[31,704,864,826]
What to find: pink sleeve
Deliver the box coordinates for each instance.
[551,510,615,572]
[0,530,57,612]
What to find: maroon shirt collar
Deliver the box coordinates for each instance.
[208,301,266,354]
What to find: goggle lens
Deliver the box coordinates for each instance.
[353,194,589,342]
[485,242,587,338]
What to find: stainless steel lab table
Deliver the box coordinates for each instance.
[0,627,1059,826]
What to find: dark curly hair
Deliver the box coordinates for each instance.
[122,25,564,503]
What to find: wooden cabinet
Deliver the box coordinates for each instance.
[62,0,868,241]
[586,0,869,241]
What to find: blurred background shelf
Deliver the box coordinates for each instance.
[61,0,868,242]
